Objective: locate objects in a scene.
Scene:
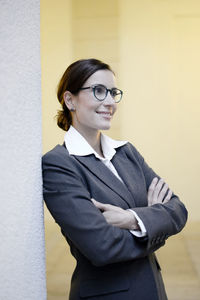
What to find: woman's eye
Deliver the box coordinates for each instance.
[112,89,117,96]
[95,86,105,94]
[111,89,119,97]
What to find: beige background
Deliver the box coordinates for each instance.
[41,1,200,299]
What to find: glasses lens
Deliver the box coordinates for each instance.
[111,88,122,103]
[94,85,107,100]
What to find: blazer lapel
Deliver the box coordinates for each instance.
[111,149,147,208]
[74,155,135,208]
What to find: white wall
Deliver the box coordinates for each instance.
[0,1,46,299]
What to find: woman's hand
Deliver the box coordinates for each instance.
[148,177,173,206]
[91,177,172,229]
[91,198,139,230]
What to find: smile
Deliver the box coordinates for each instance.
[96,111,112,120]
[96,111,112,116]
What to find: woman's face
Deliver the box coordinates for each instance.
[69,69,117,136]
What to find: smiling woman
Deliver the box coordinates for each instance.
[42,58,187,300]
[63,69,118,141]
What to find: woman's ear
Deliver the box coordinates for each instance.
[63,91,76,111]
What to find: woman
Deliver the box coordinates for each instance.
[42,58,187,300]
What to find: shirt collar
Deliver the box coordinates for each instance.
[64,126,127,161]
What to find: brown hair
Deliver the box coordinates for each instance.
[57,58,113,131]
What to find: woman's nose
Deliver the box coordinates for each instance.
[103,92,115,105]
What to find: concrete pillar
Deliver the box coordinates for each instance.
[0,1,46,299]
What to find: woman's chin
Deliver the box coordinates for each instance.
[100,123,111,130]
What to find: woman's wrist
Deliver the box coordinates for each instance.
[127,211,140,231]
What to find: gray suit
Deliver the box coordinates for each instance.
[42,142,187,300]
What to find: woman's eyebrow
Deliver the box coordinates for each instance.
[90,83,118,88]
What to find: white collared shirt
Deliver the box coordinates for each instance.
[65,126,127,182]
[64,126,146,237]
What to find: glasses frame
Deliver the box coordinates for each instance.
[79,84,123,103]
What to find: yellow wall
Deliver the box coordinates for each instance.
[71,0,121,139]
[41,0,72,154]
[41,0,200,221]
[119,0,200,221]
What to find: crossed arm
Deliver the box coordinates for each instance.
[92,177,173,231]
[42,144,187,266]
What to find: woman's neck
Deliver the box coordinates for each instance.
[72,125,104,158]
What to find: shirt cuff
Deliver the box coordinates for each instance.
[128,209,147,237]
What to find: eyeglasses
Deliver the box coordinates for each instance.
[79,84,123,103]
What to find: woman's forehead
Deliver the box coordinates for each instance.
[85,70,116,86]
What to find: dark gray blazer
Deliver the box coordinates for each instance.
[42,142,187,300]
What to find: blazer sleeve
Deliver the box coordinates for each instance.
[125,143,188,250]
[42,148,164,267]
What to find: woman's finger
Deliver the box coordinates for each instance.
[91,198,116,212]
[162,189,173,203]
[153,178,164,200]
[148,177,158,206]
[158,183,169,203]
[91,198,106,210]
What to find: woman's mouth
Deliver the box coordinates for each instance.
[96,111,112,119]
